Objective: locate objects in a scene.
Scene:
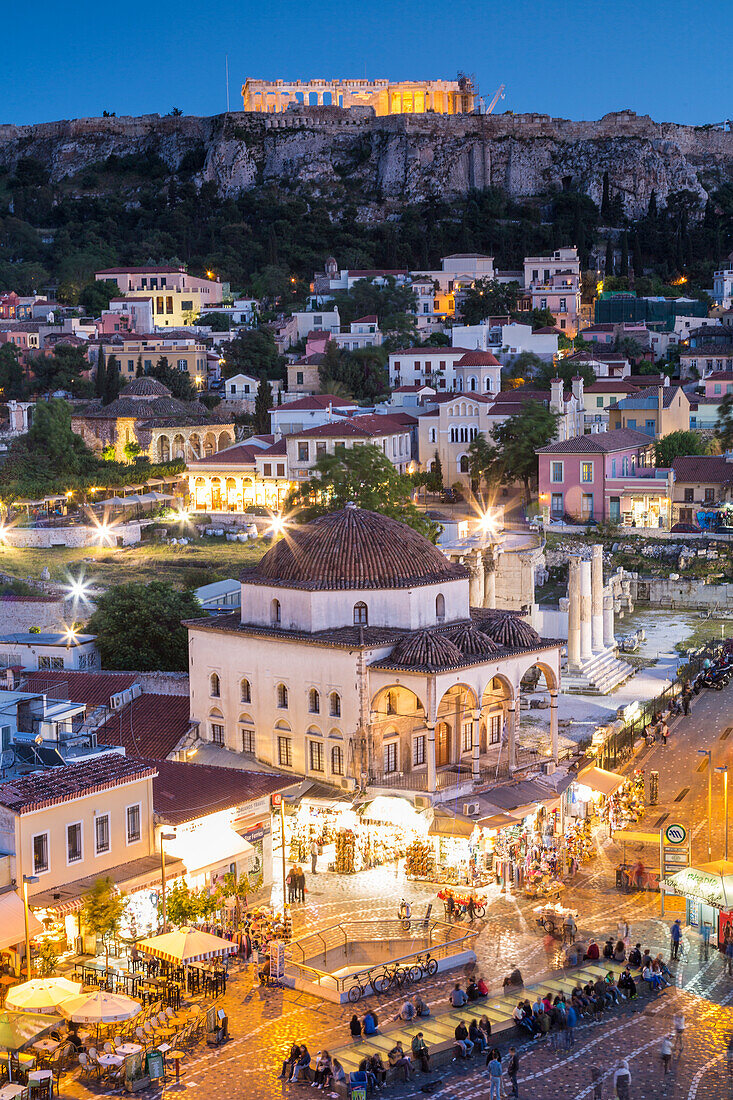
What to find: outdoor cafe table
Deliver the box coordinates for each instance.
[115,1043,142,1057]
[31,1040,59,1056]
[97,1054,124,1069]
[0,1084,27,1100]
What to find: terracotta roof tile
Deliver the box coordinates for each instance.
[21,670,138,708]
[671,456,733,484]
[537,428,653,454]
[97,694,192,760]
[0,756,156,814]
[151,760,296,825]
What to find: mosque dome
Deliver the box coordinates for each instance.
[387,629,464,671]
[444,623,503,658]
[480,613,541,648]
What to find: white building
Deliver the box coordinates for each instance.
[292,309,340,342]
[713,257,733,310]
[452,322,558,362]
[331,315,383,350]
[523,247,581,335]
[286,414,414,479]
[389,347,501,394]
[0,633,99,672]
[223,373,259,401]
[186,505,562,792]
[269,394,358,436]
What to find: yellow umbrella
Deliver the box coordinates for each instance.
[136,927,236,966]
[5,978,81,1015]
[59,990,140,1025]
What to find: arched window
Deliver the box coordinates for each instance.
[271,598,281,625]
[329,691,341,718]
[353,601,368,626]
[277,683,288,709]
[469,376,477,392]
[386,690,397,715]
[308,688,320,714]
[331,745,344,775]
[459,454,469,473]
[436,593,446,622]
[450,427,457,443]
[210,673,220,698]
[240,678,251,703]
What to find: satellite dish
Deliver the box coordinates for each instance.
[0,748,15,771]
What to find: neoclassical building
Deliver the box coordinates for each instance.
[241,77,474,115]
[71,378,235,463]
[187,437,289,514]
[186,506,561,793]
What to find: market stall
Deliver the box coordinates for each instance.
[661,860,733,949]
[405,807,494,887]
[567,767,643,832]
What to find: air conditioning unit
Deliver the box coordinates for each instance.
[413,795,431,809]
[463,801,480,816]
[542,762,556,776]
[339,776,357,791]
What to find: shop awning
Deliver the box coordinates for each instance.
[476,811,521,831]
[0,892,43,952]
[575,765,625,796]
[660,860,733,909]
[285,780,351,807]
[30,853,185,912]
[425,807,476,839]
[163,827,254,877]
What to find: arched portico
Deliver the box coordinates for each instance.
[520,659,560,764]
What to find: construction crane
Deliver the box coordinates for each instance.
[476,84,506,115]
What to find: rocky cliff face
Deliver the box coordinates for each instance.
[1,108,731,219]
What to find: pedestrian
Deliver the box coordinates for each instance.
[564,912,577,945]
[670,918,682,960]
[661,1035,672,1074]
[661,721,669,746]
[297,866,305,903]
[673,1012,685,1056]
[310,839,318,875]
[682,682,691,715]
[410,1032,430,1074]
[591,1064,602,1100]
[565,1002,577,1048]
[487,1052,502,1100]
[507,1046,519,1098]
[701,922,711,961]
[614,1060,631,1100]
[725,934,733,976]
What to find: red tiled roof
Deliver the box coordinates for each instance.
[96,266,210,276]
[705,371,733,381]
[537,428,654,454]
[258,438,287,456]
[352,315,378,323]
[151,760,296,825]
[292,414,408,439]
[456,351,500,366]
[21,670,138,708]
[347,269,408,277]
[188,444,261,467]
[671,456,733,484]
[0,756,156,814]
[584,381,641,393]
[97,694,192,760]
[275,394,356,411]
[681,346,733,357]
[390,346,472,356]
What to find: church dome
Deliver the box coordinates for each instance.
[119,377,172,398]
[243,505,468,591]
[387,629,464,671]
[480,613,541,648]
[445,623,502,658]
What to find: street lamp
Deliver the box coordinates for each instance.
[159,833,176,934]
[717,765,730,861]
[699,749,713,861]
[22,874,39,979]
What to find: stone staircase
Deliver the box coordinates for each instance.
[562,648,635,696]
[328,960,657,1076]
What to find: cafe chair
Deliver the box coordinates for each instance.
[27,1068,53,1100]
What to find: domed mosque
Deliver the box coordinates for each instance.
[186,505,561,792]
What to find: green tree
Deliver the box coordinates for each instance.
[34,344,93,397]
[123,441,142,462]
[253,377,272,433]
[459,279,519,326]
[165,881,201,928]
[0,399,98,498]
[654,430,709,467]
[95,345,107,399]
[604,237,614,277]
[148,356,195,401]
[467,433,501,500]
[286,444,438,542]
[87,581,203,670]
[620,230,629,278]
[0,343,27,399]
[104,354,121,404]
[504,351,544,385]
[427,451,443,492]
[716,394,733,452]
[79,279,118,316]
[493,402,560,505]
[222,329,282,380]
[82,877,128,979]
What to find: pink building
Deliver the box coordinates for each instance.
[704,371,733,398]
[537,428,672,529]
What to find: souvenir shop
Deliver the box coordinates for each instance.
[405,809,494,887]
[489,800,569,896]
[285,792,425,875]
[567,766,644,832]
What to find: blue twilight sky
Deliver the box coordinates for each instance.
[3,0,731,127]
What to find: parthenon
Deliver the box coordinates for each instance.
[241,78,475,116]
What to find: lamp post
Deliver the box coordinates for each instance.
[699,749,713,862]
[22,874,39,979]
[159,833,176,934]
[717,765,730,861]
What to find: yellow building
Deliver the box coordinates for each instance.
[118,289,216,329]
[242,77,474,115]
[187,437,290,514]
[93,336,208,385]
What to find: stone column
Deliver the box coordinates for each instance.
[468,550,483,606]
[506,699,516,771]
[426,723,437,792]
[550,689,559,765]
[603,594,615,649]
[591,545,604,652]
[471,709,481,779]
[580,559,593,663]
[567,557,582,671]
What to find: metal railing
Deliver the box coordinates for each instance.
[287,919,479,994]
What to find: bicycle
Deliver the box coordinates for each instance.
[407,952,438,984]
[347,967,380,1003]
[375,963,411,993]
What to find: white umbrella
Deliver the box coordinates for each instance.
[136,926,236,966]
[59,990,141,1025]
[5,977,82,1015]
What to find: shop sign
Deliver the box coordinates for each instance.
[243,824,265,891]
[232,797,271,826]
[665,823,687,845]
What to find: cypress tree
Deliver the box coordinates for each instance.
[601,171,610,218]
[136,355,143,377]
[604,237,614,278]
[647,190,657,219]
[254,377,272,434]
[632,232,642,278]
[104,355,121,405]
[620,231,629,278]
[95,345,106,398]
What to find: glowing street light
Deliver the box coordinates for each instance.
[267,512,287,539]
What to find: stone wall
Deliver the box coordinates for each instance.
[0,595,75,633]
[3,523,142,548]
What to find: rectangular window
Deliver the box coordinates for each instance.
[177,359,186,371]
[559,297,567,312]
[609,496,621,523]
[581,461,593,483]
[144,359,152,370]
[309,740,324,772]
[331,745,344,775]
[462,723,473,752]
[316,442,326,457]
[413,735,425,766]
[550,461,563,483]
[95,814,110,855]
[166,297,173,315]
[150,279,158,290]
[551,492,563,517]
[67,822,82,864]
[278,736,292,767]
[684,488,694,503]
[297,442,309,462]
[627,418,636,429]
[645,419,655,433]
[241,727,255,754]
[705,487,715,503]
[128,360,134,371]
[181,300,193,311]
[383,742,398,775]
[126,804,141,844]
[38,656,64,670]
[211,723,224,745]
[489,714,501,745]
[277,463,285,477]
[680,508,693,523]
[715,384,722,394]
[540,298,547,310]
[581,493,594,519]
[156,297,164,314]
[33,832,49,874]
[263,463,272,477]
[596,397,604,407]
[296,372,304,385]
[611,459,617,478]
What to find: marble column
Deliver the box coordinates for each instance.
[567,557,582,670]
[591,545,604,652]
[580,559,593,663]
[468,550,483,606]
[483,549,496,608]
[507,699,516,771]
[603,594,615,649]
[550,689,559,765]
[426,723,437,793]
